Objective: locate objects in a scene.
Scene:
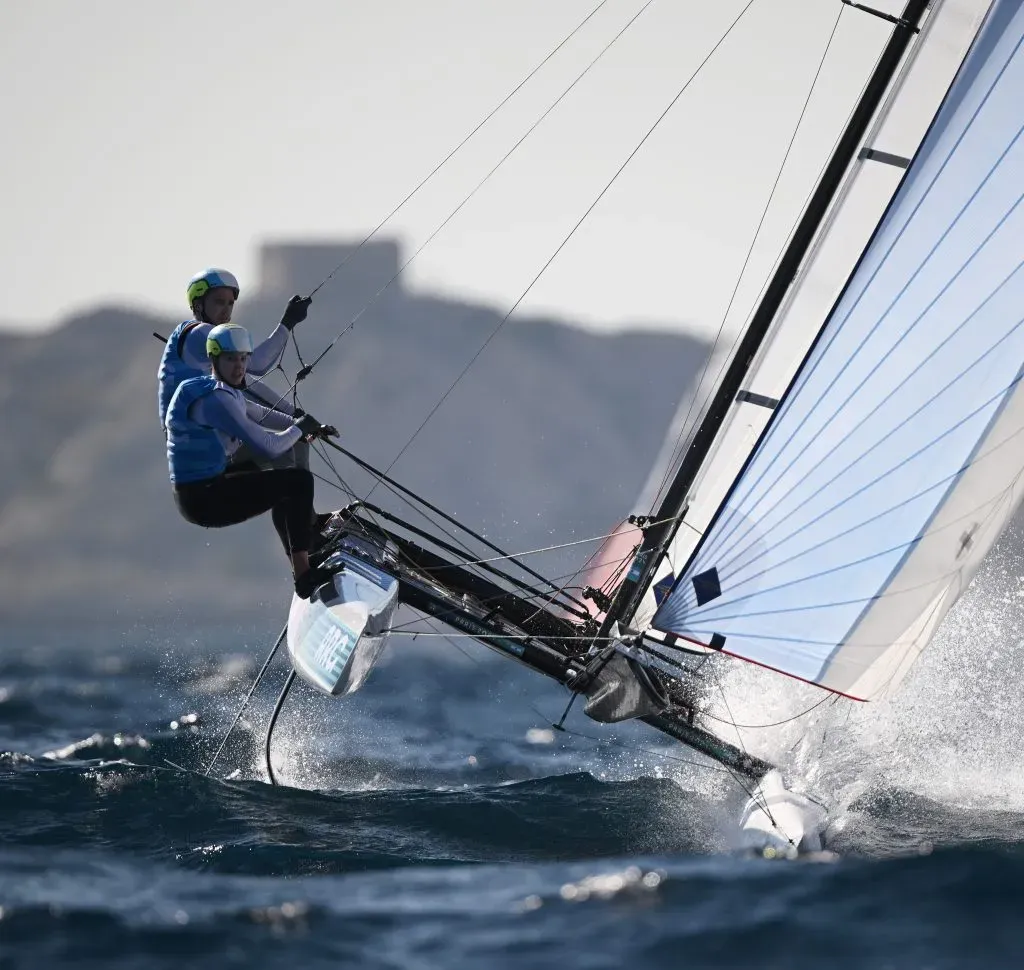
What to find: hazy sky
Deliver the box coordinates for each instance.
[0,1,953,336]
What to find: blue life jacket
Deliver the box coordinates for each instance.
[165,376,227,485]
[158,320,209,425]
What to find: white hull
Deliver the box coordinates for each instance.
[287,551,399,697]
[738,771,827,857]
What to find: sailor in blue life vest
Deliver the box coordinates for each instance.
[157,268,312,472]
[164,323,339,599]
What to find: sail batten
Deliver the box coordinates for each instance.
[652,0,1024,700]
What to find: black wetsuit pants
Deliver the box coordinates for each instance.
[173,467,313,555]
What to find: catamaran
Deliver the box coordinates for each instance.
[207,0,1024,855]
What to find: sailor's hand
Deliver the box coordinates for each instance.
[318,424,339,439]
[280,294,312,331]
[295,413,323,438]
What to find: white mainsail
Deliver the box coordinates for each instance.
[632,0,992,636]
[651,0,1024,701]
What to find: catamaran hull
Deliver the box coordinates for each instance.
[287,551,399,697]
[738,770,827,857]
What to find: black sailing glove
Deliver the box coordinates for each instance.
[296,413,323,437]
[296,414,340,439]
[280,294,312,331]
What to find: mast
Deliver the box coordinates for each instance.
[598,0,934,637]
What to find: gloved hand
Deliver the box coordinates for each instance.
[296,413,323,437]
[280,294,312,331]
[296,414,340,439]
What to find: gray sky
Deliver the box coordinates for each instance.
[0,1,935,336]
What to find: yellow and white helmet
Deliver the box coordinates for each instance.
[206,324,253,358]
[186,268,240,310]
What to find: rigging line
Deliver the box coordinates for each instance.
[649,2,846,512]
[381,547,621,625]
[702,280,1024,580]
[402,624,729,791]
[700,692,834,730]
[599,547,637,589]
[377,570,596,635]
[650,23,892,510]
[318,439,592,608]
[309,441,359,504]
[415,520,660,569]
[506,516,659,630]
[520,562,601,629]
[365,0,763,496]
[272,1,658,411]
[301,428,522,570]
[421,614,489,665]
[289,333,308,406]
[336,471,487,567]
[707,664,779,826]
[306,0,614,300]
[598,548,640,596]
[542,718,744,776]
[706,35,1024,551]
[308,456,589,616]
[417,627,735,776]
[340,486,596,615]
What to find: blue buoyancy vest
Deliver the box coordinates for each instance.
[158,320,209,425]
[165,376,228,484]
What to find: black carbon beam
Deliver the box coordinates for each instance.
[641,714,773,780]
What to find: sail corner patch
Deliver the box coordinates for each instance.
[692,567,721,606]
[709,633,726,651]
[652,573,675,607]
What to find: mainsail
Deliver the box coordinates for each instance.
[631,0,992,634]
[650,0,1024,701]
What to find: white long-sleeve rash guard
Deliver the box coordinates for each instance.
[191,386,303,460]
[180,322,289,379]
